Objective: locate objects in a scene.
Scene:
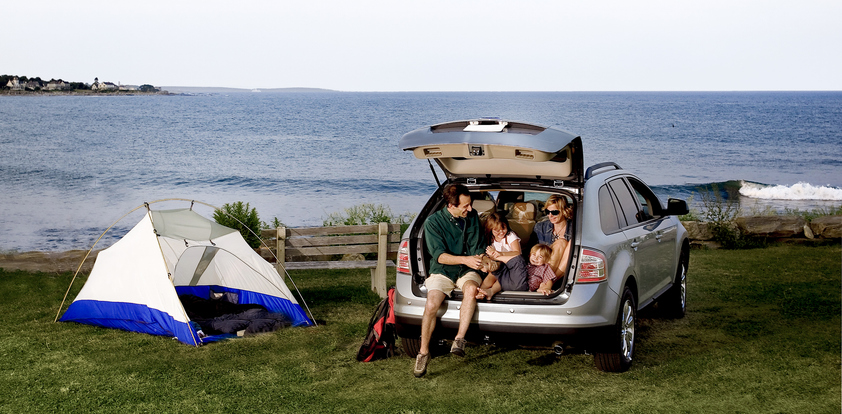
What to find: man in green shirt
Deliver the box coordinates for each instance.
[414,184,487,377]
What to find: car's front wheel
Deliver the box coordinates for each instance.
[594,287,636,372]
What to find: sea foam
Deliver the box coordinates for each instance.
[739,181,842,201]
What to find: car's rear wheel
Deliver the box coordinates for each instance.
[660,246,688,318]
[594,287,636,372]
[402,337,421,358]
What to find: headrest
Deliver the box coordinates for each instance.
[510,202,535,221]
[472,199,495,214]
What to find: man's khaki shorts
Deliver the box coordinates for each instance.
[425,272,482,297]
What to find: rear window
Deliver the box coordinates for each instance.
[608,179,639,226]
[599,185,622,234]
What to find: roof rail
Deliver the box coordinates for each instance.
[585,162,622,180]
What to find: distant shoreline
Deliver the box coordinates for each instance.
[0,90,171,96]
[0,86,338,96]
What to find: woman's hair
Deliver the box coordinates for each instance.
[545,194,573,220]
[483,212,510,245]
[530,243,553,262]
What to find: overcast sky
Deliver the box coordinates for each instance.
[4,0,840,91]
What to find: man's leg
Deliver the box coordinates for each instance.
[420,289,446,355]
[451,279,478,357]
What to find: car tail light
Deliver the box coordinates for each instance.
[577,248,607,283]
[397,239,411,274]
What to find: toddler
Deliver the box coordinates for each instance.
[478,243,559,299]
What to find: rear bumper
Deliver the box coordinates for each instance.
[392,272,619,337]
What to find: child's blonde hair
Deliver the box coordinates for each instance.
[530,244,552,262]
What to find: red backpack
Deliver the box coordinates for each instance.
[356,288,396,362]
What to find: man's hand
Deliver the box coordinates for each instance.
[463,254,483,270]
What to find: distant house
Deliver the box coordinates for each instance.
[6,77,22,91]
[46,79,71,91]
[24,80,42,90]
[91,79,118,91]
[118,84,139,91]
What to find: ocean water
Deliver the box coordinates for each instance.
[1,91,840,252]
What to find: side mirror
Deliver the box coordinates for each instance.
[665,198,689,216]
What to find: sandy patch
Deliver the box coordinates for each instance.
[0,250,99,274]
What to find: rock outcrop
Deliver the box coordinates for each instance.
[810,216,842,239]
[681,215,841,245]
[735,216,807,238]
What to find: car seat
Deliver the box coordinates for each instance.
[507,202,536,241]
[472,199,496,221]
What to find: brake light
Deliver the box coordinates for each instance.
[577,249,607,283]
[397,239,411,274]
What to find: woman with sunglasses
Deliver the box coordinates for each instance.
[532,194,574,279]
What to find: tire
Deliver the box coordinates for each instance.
[402,337,421,358]
[594,287,636,373]
[660,247,688,318]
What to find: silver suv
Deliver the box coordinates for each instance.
[393,119,690,372]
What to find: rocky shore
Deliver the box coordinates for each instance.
[683,215,841,249]
[1,216,839,274]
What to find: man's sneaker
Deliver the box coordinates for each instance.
[413,353,430,377]
[451,338,467,357]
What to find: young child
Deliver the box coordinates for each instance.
[526,244,557,295]
[483,212,521,258]
[478,244,559,299]
[477,213,523,300]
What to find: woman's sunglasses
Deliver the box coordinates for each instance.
[543,209,561,216]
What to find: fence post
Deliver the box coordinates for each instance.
[276,226,286,280]
[371,222,388,298]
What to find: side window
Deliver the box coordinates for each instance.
[627,178,662,220]
[608,179,639,226]
[599,185,622,234]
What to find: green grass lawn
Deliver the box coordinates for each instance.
[1,244,839,413]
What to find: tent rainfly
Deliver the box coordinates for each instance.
[59,207,312,345]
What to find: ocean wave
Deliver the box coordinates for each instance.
[739,181,842,201]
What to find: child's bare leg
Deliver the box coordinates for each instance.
[476,275,497,299]
[483,280,501,300]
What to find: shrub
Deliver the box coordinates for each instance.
[213,201,262,248]
[783,205,842,222]
[262,216,286,229]
[698,185,765,249]
[322,203,414,227]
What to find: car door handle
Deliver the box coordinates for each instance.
[655,233,663,242]
[630,241,640,250]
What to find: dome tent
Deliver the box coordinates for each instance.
[58,201,312,345]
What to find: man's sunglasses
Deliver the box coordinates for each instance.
[543,209,561,216]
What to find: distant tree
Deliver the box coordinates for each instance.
[69,82,88,90]
[139,84,156,93]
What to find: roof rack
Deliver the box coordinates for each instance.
[585,162,622,180]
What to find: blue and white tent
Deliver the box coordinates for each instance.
[60,207,312,345]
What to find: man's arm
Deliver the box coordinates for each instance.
[438,252,482,269]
